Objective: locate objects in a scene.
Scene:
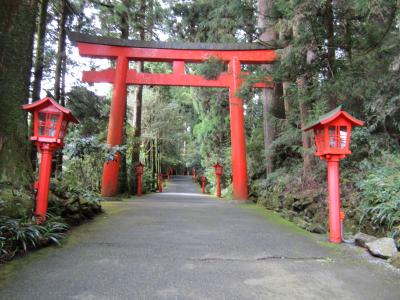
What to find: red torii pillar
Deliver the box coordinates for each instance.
[101,56,129,196]
[229,57,247,199]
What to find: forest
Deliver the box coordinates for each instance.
[0,0,399,261]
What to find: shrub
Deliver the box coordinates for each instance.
[0,215,69,262]
[357,153,400,245]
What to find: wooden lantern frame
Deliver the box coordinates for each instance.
[303,107,364,159]
[22,97,78,146]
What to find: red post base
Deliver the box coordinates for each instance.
[101,153,120,197]
[35,144,55,224]
[137,175,142,196]
[158,174,163,192]
[202,178,206,194]
[326,157,342,243]
[216,175,221,198]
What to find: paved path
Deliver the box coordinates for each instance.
[0,176,399,299]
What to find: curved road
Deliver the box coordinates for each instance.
[0,176,399,299]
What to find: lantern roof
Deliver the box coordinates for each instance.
[22,97,79,124]
[213,162,222,168]
[136,162,144,167]
[303,106,363,131]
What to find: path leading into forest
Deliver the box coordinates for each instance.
[0,176,399,299]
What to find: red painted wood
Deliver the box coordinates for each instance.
[216,175,221,198]
[101,56,129,196]
[82,69,274,89]
[77,42,277,64]
[35,145,53,223]
[137,174,142,196]
[327,158,341,243]
[201,176,206,193]
[158,173,163,192]
[229,58,248,200]
[173,61,185,74]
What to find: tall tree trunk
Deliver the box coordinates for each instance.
[324,0,337,108]
[54,0,67,102]
[293,15,313,179]
[257,0,285,175]
[30,0,49,172]
[32,0,49,101]
[152,139,156,190]
[60,50,67,106]
[131,0,149,194]
[54,0,68,178]
[282,81,291,115]
[0,0,37,185]
[297,75,313,178]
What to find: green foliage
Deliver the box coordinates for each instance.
[169,0,256,43]
[0,215,69,262]
[357,153,400,243]
[198,56,226,80]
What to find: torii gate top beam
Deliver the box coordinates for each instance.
[69,32,277,89]
[69,32,277,64]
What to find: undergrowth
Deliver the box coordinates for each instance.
[0,215,69,263]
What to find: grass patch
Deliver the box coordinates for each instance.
[241,203,313,237]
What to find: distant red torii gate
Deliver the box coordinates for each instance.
[70,32,277,200]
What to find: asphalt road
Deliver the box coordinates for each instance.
[0,176,399,299]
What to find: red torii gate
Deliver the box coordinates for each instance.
[69,32,277,200]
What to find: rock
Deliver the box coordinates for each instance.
[354,232,377,248]
[389,253,400,268]
[293,217,309,229]
[292,197,313,212]
[366,238,398,259]
[307,223,326,234]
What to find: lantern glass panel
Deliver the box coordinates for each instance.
[339,126,347,149]
[38,112,60,137]
[59,120,68,139]
[314,128,324,151]
[329,126,337,148]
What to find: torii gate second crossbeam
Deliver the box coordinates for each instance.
[69,32,277,200]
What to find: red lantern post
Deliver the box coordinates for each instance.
[22,97,78,223]
[135,162,144,196]
[213,163,223,198]
[304,107,363,243]
[167,167,173,181]
[201,175,206,194]
[158,173,163,192]
[192,168,196,182]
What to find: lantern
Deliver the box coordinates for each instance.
[213,163,223,197]
[22,97,78,147]
[167,167,173,180]
[201,175,206,194]
[135,162,144,196]
[304,106,363,243]
[22,97,78,223]
[192,167,196,182]
[135,162,144,176]
[303,106,363,159]
[213,163,223,176]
